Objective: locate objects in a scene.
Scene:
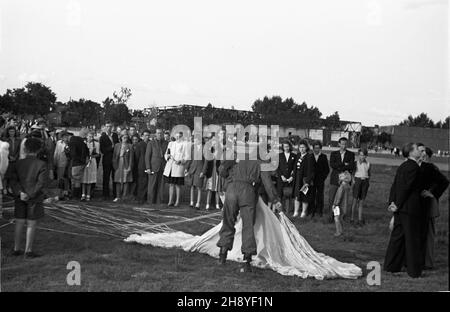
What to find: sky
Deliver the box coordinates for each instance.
[0,0,448,126]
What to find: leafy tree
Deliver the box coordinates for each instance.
[62,99,103,127]
[0,93,13,114]
[103,87,132,126]
[2,82,56,117]
[324,111,341,129]
[435,116,449,129]
[442,116,450,129]
[251,96,322,127]
[113,87,132,105]
[399,113,435,128]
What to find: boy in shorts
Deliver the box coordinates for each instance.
[350,148,370,226]
[8,138,48,258]
[331,171,351,236]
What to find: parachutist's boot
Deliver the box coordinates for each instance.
[218,247,228,265]
[239,254,253,273]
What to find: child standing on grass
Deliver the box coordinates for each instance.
[8,138,48,258]
[331,171,352,237]
[351,148,371,226]
[0,140,10,218]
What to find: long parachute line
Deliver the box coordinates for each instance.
[36,201,223,239]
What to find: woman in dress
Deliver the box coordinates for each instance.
[81,131,100,201]
[293,140,315,218]
[163,132,186,207]
[112,131,134,202]
[4,126,21,164]
[202,141,221,210]
[277,140,297,213]
[184,136,204,209]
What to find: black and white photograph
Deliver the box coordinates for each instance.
[0,0,449,297]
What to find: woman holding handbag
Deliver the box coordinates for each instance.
[293,140,315,218]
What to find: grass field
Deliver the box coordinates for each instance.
[0,162,448,292]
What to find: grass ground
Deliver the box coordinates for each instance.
[0,163,448,292]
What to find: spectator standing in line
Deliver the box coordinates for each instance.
[328,137,355,223]
[69,128,89,200]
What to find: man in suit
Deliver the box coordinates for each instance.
[310,141,330,218]
[145,128,168,204]
[328,137,355,222]
[100,122,119,199]
[134,129,151,204]
[384,143,425,278]
[417,145,449,270]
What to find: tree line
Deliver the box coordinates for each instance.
[0,82,133,127]
[1,83,447,134]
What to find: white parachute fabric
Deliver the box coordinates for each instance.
[125,197,362,280]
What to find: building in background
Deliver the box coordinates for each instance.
[153,104,362,147]
[380,125,449,153]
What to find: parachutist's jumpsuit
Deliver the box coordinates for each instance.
[217,159,280,258]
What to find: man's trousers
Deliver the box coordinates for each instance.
[217,181,257,257]
[147,170,164,204]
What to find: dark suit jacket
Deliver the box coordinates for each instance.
[68,136,89,167]
[8,155,48,200]
[134,140,148,173]
[293,152,315,193]
[313,153,330,184]
[419,162,449,200]
[277,152,296,180]
[145,139,168,173]
[388,159,422,216]
[329,149,356,185]
[100,132,119,163]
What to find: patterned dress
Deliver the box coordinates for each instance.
[82,141,99,184]
[114,143,133,183]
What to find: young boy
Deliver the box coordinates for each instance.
[8,137,48,258]
[351,148,371,226]
[331,171,351,236]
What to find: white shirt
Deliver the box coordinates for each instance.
[284,152,290,162]
[340,150,346,163]
[354,161,370,179]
